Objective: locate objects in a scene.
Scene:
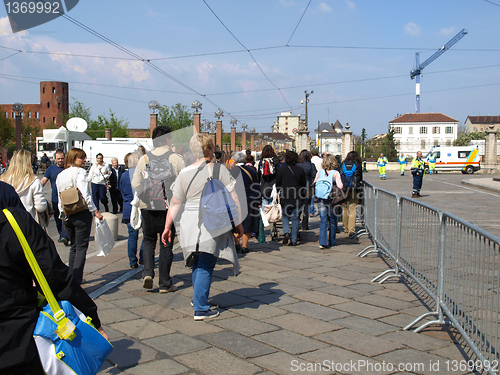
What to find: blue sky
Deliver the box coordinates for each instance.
[1,0,500,138]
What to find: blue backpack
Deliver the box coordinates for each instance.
[200,163,238,233]
[314,169,333,199]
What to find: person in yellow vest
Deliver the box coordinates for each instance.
[411,151,425,198]
[376,153,388,180]
[427,152,437,174]
[398,153,407,176]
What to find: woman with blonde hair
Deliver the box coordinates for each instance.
[0,149,47,219]
[56,148,103,285]
[312,154,343,249]
[161,134,244,320]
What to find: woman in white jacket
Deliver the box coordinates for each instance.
[0,149,47,219]
[88,153,110,212]
[57,148,103,285]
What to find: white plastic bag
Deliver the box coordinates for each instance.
[95,218,115,256]
[260,206,270,227]
[130,192,142,230]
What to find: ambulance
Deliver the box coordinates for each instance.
[424,145,480,174]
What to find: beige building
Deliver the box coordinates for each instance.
[465,116,500,133]
[389,113,458,158]
[275,112,301,138]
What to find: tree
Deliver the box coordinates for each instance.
[379,128,398,162]
[86,110,129,139]
[453,131,486,146]
[0,113,15,149]
[65,98,93,124]
[21,119,42,154]
[157,103,193,131]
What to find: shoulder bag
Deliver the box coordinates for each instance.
[3,209,113,375]
[59,168,88,217]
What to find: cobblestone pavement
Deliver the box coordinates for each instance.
[41,173,500,375]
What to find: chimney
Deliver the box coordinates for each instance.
[105,128,112,141]
[150,113,158,136]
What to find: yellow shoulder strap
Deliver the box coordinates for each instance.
[3,209,76,340]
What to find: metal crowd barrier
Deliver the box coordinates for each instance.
[358,181,500,373]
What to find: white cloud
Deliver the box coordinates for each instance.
[317,2,333,12]
[279,0,297,8]
[439,27,456,36]
[404,22,421,36]
[345,0,356,10]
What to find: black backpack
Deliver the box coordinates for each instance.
[340,160,361,191]
[139,151,175,210]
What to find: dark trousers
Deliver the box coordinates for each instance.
[109,189,123,214]
[52,200,68,240]
[64,210,92,285]
[1,353,45,375]
[91,183,109,212]
[141,209,175,289]
[301,198,311,229]
[412,173,423,194]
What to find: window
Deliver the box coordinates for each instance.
[446,140,452,146]
[435,151,441,158]
[421,139,426,148]
[52,87,56,94]
[42,87,45,94]
[28,111,31,118]
[458,151,471,158]
[43,117,46,123]
[53,117,56,123]
[434,139,439,146]
[394,127,402,134]
[35,112,39,119]
[432,126,440,134]
[4,112,7,118]
[420,127,427,134]
[474,127,478,131]
[47,102,50,108]
[408,127,413,134]
[446,126,454,134]
[58,103,61,109]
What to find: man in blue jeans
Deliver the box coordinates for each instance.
[41,149,69,246]
[132,126,184,293]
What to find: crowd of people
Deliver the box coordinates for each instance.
[0,125,368,373]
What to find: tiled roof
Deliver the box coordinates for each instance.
[389,113,458,123]
[260,132,293,141]
[467,116,500,124]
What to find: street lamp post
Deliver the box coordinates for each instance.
[13,102,23,150]
[302,90,313,131]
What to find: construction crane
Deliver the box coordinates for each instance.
[410,28,468,113]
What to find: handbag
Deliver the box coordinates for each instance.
[329,183,347,206]
[95,218,115,257]
[60,169,87,217]
[3,209,113,375]
[264,187,282,223]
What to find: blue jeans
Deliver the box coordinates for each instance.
[52,200,68,240]
[318,198,338,247]
[91,183,108,212]
[192,252,218,312]
[126,223,143,267]
[282,202,300,243]
[310,197,316,216]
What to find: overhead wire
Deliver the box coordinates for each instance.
[285,0,312,46]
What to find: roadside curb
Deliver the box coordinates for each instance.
[461,178,500,193]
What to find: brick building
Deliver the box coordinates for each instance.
[1,81,69,129]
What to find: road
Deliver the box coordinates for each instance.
[363,170,500,238]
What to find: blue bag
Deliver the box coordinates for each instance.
[314,169,333,199]
[34,301,113,375]
[200,163,238,233]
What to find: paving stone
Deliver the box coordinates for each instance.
[208,291,255,307]
[355,293,417,310]
[99,289,135,301]
[229,301,287,319]
[380,330,451,351]
[429,343,475,361]
[264,313,342,336]
[161,316,225,336]
[110,318,175,340]
[95,299,116,310]
[212,316,280,336]
[334,301,396,319]
[275,276,330,289]
[253,329,328,354]
[199,331,277,358]
[292,290,350,306]
[377,312,425,329]
[248,292,297,306]
[315,284,369,298]
[129,304,186,322]
[347,282,385,292]
[106,337,158,368]
[314,328,403,357]
[311,274,356,286]
[249,351,316,375]
[175,347,262,375]
[281,301,350,321]
[375,348,464,375]
[125,358,189,375]
[112,297,153,309]
[143,333,209,356]
[97,307,141,324]
[332,315,400,336]
[230,286,273,298]
[372,287,421,302]
[300,347,389,375]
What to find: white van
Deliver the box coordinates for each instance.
[424,146,480,174]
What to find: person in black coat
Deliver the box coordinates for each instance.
[0,185,108,374]
[257,145,280,205]
[276,151,306,246]
[297,149,317,231]
[109,157,124,214]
